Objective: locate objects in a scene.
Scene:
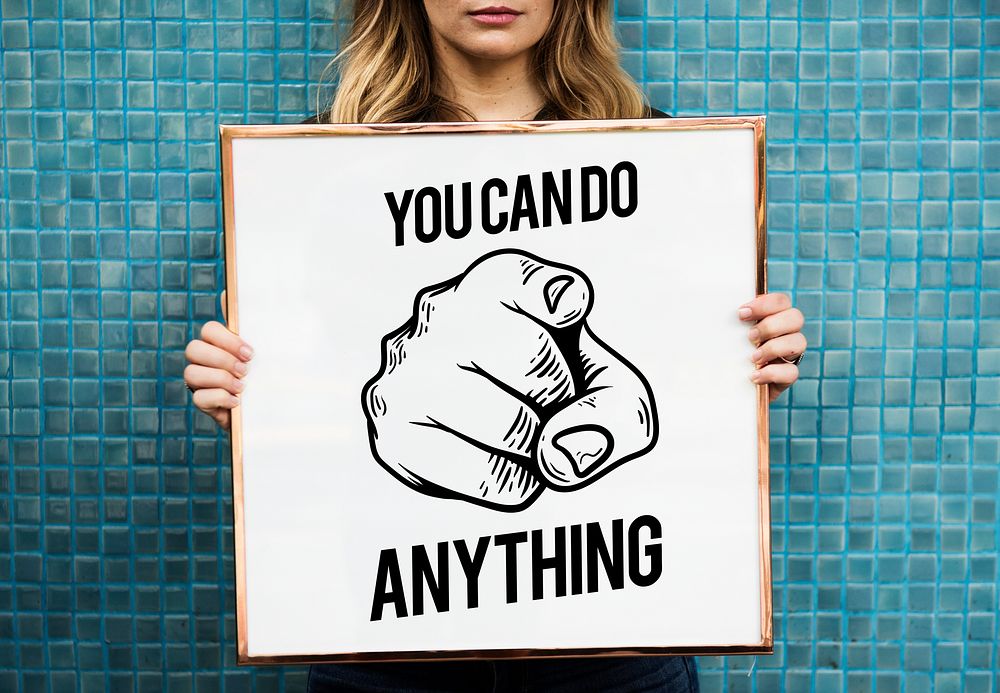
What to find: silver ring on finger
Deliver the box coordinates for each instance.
[779,351,804,366]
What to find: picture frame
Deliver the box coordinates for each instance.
[219,116,771,664]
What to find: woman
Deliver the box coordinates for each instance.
[184,2,806,690]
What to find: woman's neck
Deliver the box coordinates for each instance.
[431,38,546,121]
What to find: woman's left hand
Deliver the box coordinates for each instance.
[739,293,806,402]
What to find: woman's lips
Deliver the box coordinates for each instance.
[469,6,521,26]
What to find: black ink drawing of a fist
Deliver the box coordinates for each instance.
[362,250,658,512]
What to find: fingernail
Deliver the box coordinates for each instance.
[233,361,248,376]
[751,348,763,363]
[239,345,254,361]
[738,307,753,320]
[233,379,244,392]
[544,275,574,314]
[552,427,611,477]
[749,371,762,383]
[748,328,760,343]
[230,396,240,407]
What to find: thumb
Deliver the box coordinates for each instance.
[457,249,593,329]
[535,325,658,489]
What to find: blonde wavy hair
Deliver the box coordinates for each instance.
[318,0,648,123]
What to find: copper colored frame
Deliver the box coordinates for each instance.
[219,116,772,665]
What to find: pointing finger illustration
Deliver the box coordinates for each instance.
[535,325,658,490]
[363,249,658,511]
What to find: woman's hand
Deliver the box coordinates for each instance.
[739,293,805,402]
[184,291,253,430]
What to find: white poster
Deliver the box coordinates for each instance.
[220,117,771,663]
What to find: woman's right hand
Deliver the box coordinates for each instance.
[184,296,254,430]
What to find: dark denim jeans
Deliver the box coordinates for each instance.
[306,656,699,692]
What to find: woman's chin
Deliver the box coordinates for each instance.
[452,39,533,63]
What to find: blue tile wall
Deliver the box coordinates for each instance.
[1,0,997,690]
